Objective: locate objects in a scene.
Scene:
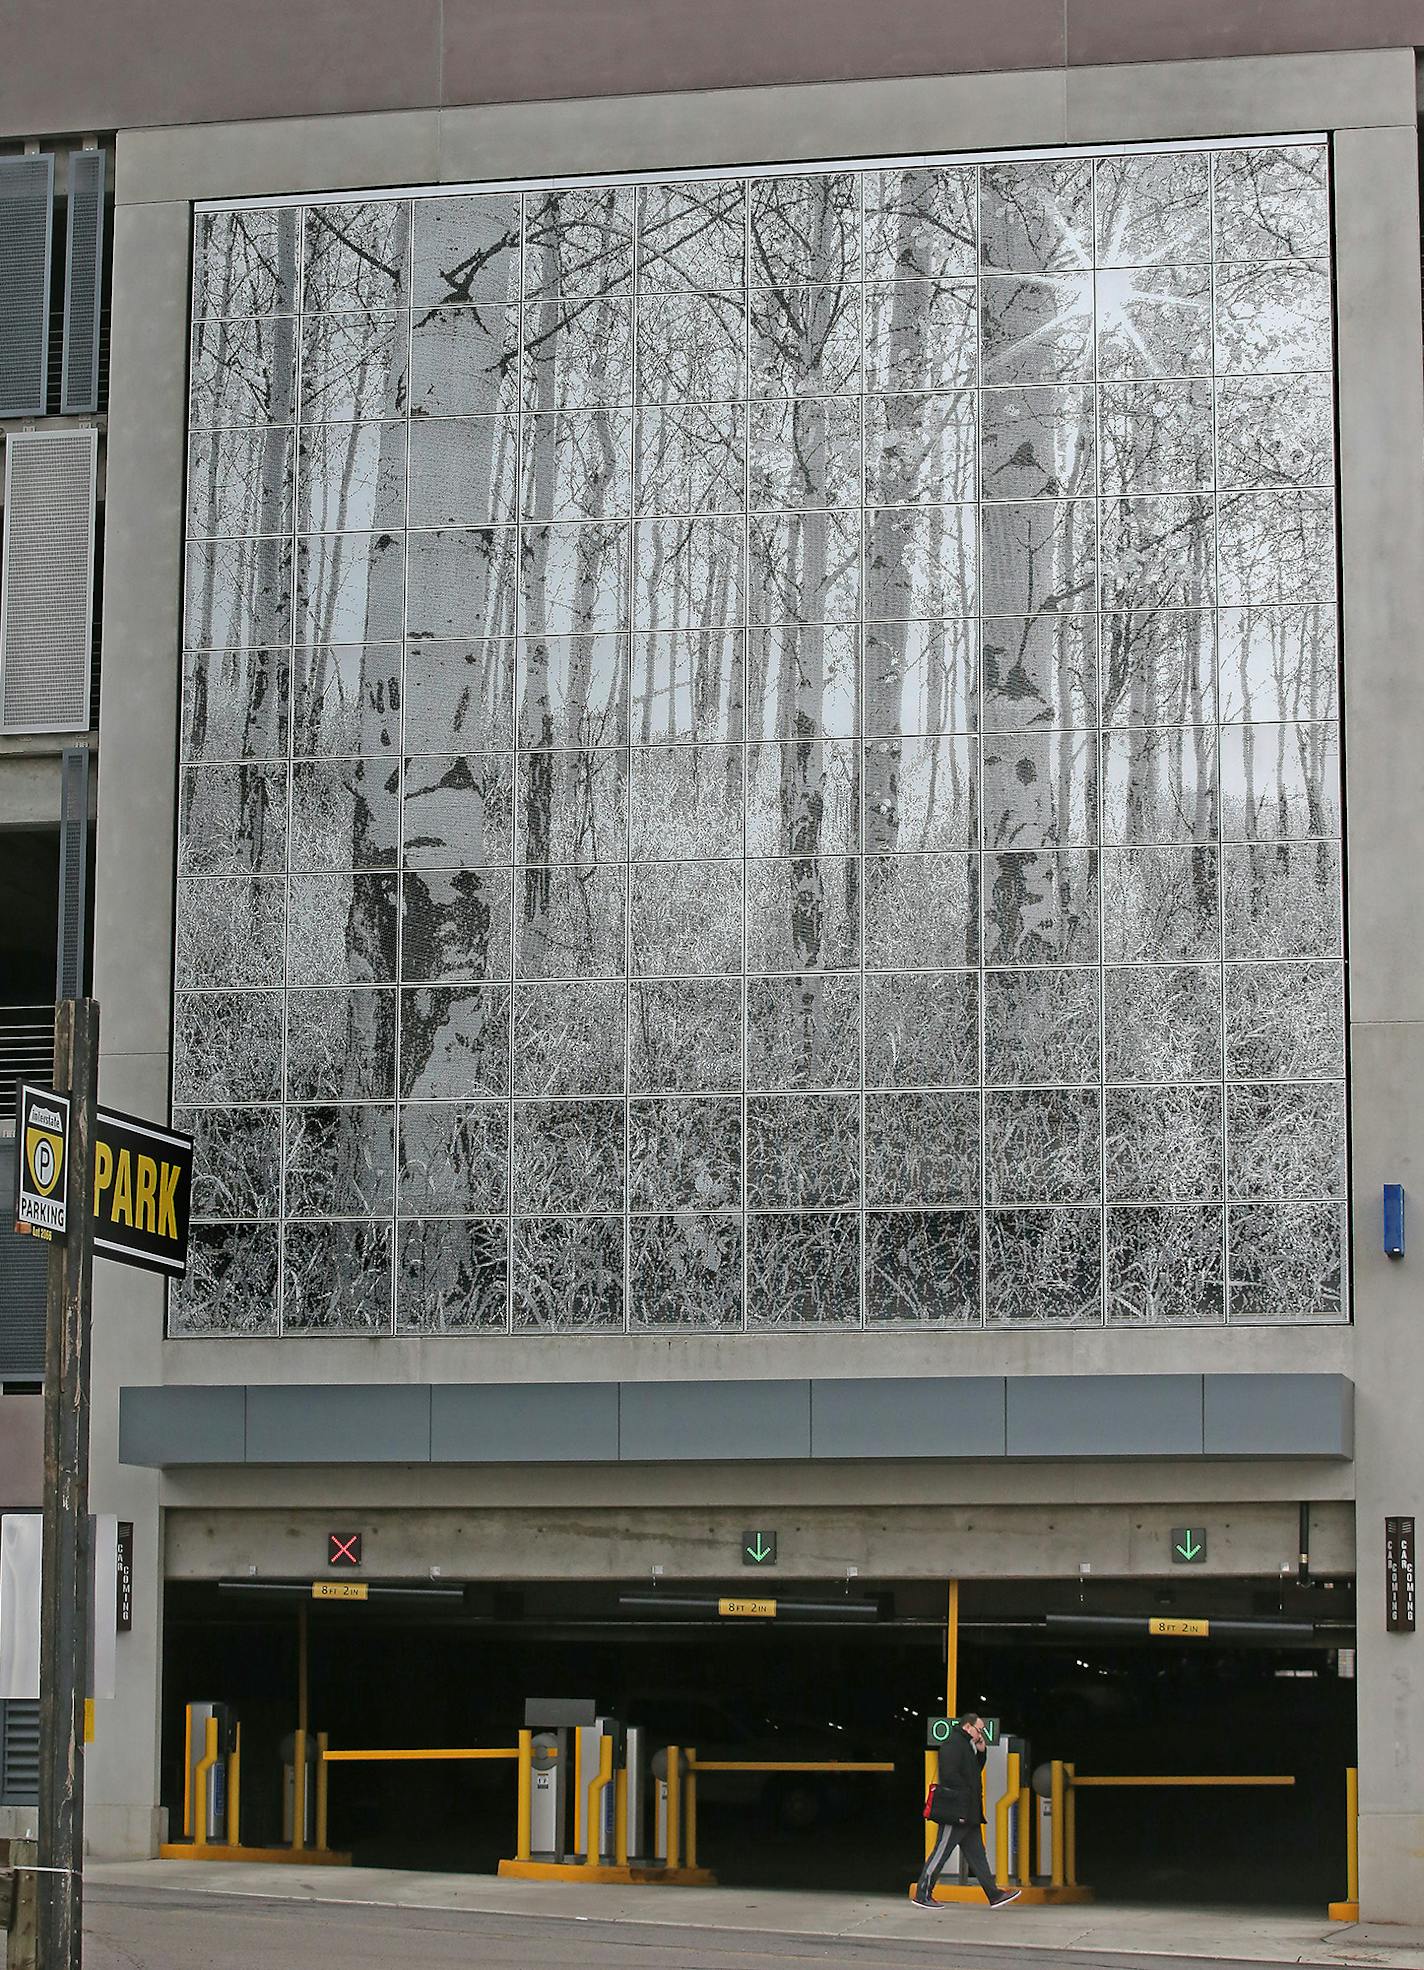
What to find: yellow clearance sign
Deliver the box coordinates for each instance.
[92,1106,193,1277]
[718,1597,777,1620]
[1149,1617,1210,1639]
[15,1083,71,1238]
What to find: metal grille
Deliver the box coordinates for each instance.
[61,150,104,416]
[0,155,53,418]
[56,747,91,998]
[0,429,97,734]
[0,1138,47,1382]
[0,1700,41,1806]
[0,1009,55,1111]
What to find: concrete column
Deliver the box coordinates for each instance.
[1335,122,1424,1926]
[84,192,191,1859]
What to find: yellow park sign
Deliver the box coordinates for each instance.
[12,1086,193,1275]
[92,1106,193,1276]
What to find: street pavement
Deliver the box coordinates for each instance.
[75,1888,1421,1970]
[74,1865,1424,1970]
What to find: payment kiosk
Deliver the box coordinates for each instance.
[279,1729,318,1846]
[524,1697,599,1862]
[575,1715,625,1860]
[622,1724,652,1863]
[184,1700,235,1844]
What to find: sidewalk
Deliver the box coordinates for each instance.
[85,1860,1424,1967]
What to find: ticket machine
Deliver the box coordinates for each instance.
[279,1729,317,1846]
[184,1700,235,1845]
[575,1715,622,1860]
[524,1697,598,1862]
[622,1724,652,1862]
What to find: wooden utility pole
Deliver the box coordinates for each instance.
[37,998,99,1970]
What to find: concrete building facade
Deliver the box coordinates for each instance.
[2,0,1423,1924]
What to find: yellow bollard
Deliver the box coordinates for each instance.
[667,1746,682,1869]
[683,1751,698,1871]
[1050,1760,1065,1889]
[315,1732,330,1853]
[1346,1765,1359,1906]
[995,1750,1020,1886]
[1017,1774,1033,1887]
[1064,1762,1077,1887]
[194,1716,220,1845]
[516,1729,533,1863]
[614,1766,629,1866]
[182,1707,195,1840]
[292,1727,307,1854]
[587,1734,614,1868]
[1328,1766,1360,1919]
[227,1723,243,1847]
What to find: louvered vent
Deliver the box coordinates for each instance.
[0,156,54,418]
[57,747,91,999]
[0,1137,46,1383]
[61,151,105,416]
[0,429,97,734]
[0,1700,41,1806]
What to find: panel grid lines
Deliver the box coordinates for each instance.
[170,141,1347,1339]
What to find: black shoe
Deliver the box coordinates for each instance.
[988,1888,1022,1909]
[911,1892,935,1907]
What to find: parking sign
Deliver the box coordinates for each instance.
[15,1084,70,1239]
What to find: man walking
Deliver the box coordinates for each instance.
[913,1713,1021,1909]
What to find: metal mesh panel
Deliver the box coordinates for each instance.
[57,747,91,998]
[0,155,53,417]
[0,429,97,734]
[0,1699,41,1806]
[61,150,104,416]
[0,1139,47,1381]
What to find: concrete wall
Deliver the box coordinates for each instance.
[81,48,1424,1920]
[1335,120,1424,1929]
[83,188,186,1858]
[0,744,89,830]
[0,1396,44,1509]
[3,0,1422,137]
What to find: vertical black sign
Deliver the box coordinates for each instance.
[116,1522,133,1632]
[1386,1517,1416,1633]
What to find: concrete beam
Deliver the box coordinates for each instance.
[161,1498,1356,1583]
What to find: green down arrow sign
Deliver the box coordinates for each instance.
[1172,1527,1207,1564]
[743,1530,778,1566]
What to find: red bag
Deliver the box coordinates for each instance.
[922,1785,936,1820]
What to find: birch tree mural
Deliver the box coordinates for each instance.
[172,142,1346,1339]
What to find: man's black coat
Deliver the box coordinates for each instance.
[931,1728,986,1824]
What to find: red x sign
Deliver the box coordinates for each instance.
[328,1532,363,1569]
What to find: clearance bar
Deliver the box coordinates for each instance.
[619,1595,879,1623]
[1045,1613,1318,1645]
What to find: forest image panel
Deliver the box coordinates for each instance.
[171,141,1345,1335]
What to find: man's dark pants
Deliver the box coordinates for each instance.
[916,1819,996,1902]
